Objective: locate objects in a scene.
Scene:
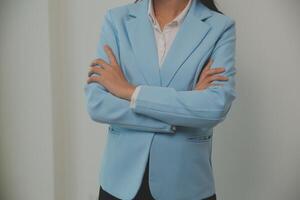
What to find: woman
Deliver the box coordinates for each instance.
[84,0,236,199]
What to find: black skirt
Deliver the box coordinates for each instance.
[98,157,217,200]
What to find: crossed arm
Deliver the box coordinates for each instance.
[84,11,176,133]
[84,10,237,133]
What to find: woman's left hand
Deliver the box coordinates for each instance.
[87,44,136,101]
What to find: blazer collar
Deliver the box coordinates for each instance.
[126,0,213,87]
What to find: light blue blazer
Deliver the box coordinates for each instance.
[84,0,237,199]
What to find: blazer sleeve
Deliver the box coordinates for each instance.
[84,10,176,133]
[131,20,237,129]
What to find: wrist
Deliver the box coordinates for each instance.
[124,84,136,101]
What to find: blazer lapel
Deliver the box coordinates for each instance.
[125,0,161,86]
[159,0,213,87]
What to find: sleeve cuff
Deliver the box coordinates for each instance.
[130,85,141,108]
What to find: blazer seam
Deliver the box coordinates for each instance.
[134,102,225,121]
[135,98,225,112]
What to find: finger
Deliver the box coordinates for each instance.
[208,75,229,82]
[89,65,105,73]
[87,75,101,84]
[203,58,213,72]
[88,65,106,77]
[198,63,220,81]
[207,58,213,67]
[207,67,225,75]
[88,70,102,77]
[103,44,118,66]
[194,82,223,90]
[208,83,224,87]
[198,59,213,80]
[90,58,109,68]
[90,59,101,66]
[88,71,97,77]
[199,59,213,81]
[90,62,100,67]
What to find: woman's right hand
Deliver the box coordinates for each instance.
[194,59,229,90]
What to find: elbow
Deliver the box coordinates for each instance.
[211,87,236,120]
[87,103,107,123]
[195,111,226,129]
[213,101,230,120]
[196,111,225,129]
[85,95,108,124]
[86,97,120,125]
[211,99,236,127]
[196,98,235,129]
[84,83,109,123]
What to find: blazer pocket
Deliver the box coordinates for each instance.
[186,135,212,143]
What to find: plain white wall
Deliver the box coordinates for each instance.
[0,0,299,200]
[0,0,55,200]
[214,0,300,199]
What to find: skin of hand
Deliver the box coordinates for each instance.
[87,44,136,101]
[194,59,228,90]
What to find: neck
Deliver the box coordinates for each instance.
[152,0,190,26]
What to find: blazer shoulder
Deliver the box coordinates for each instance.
[105,3,135,23]
[207,11,236,30]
